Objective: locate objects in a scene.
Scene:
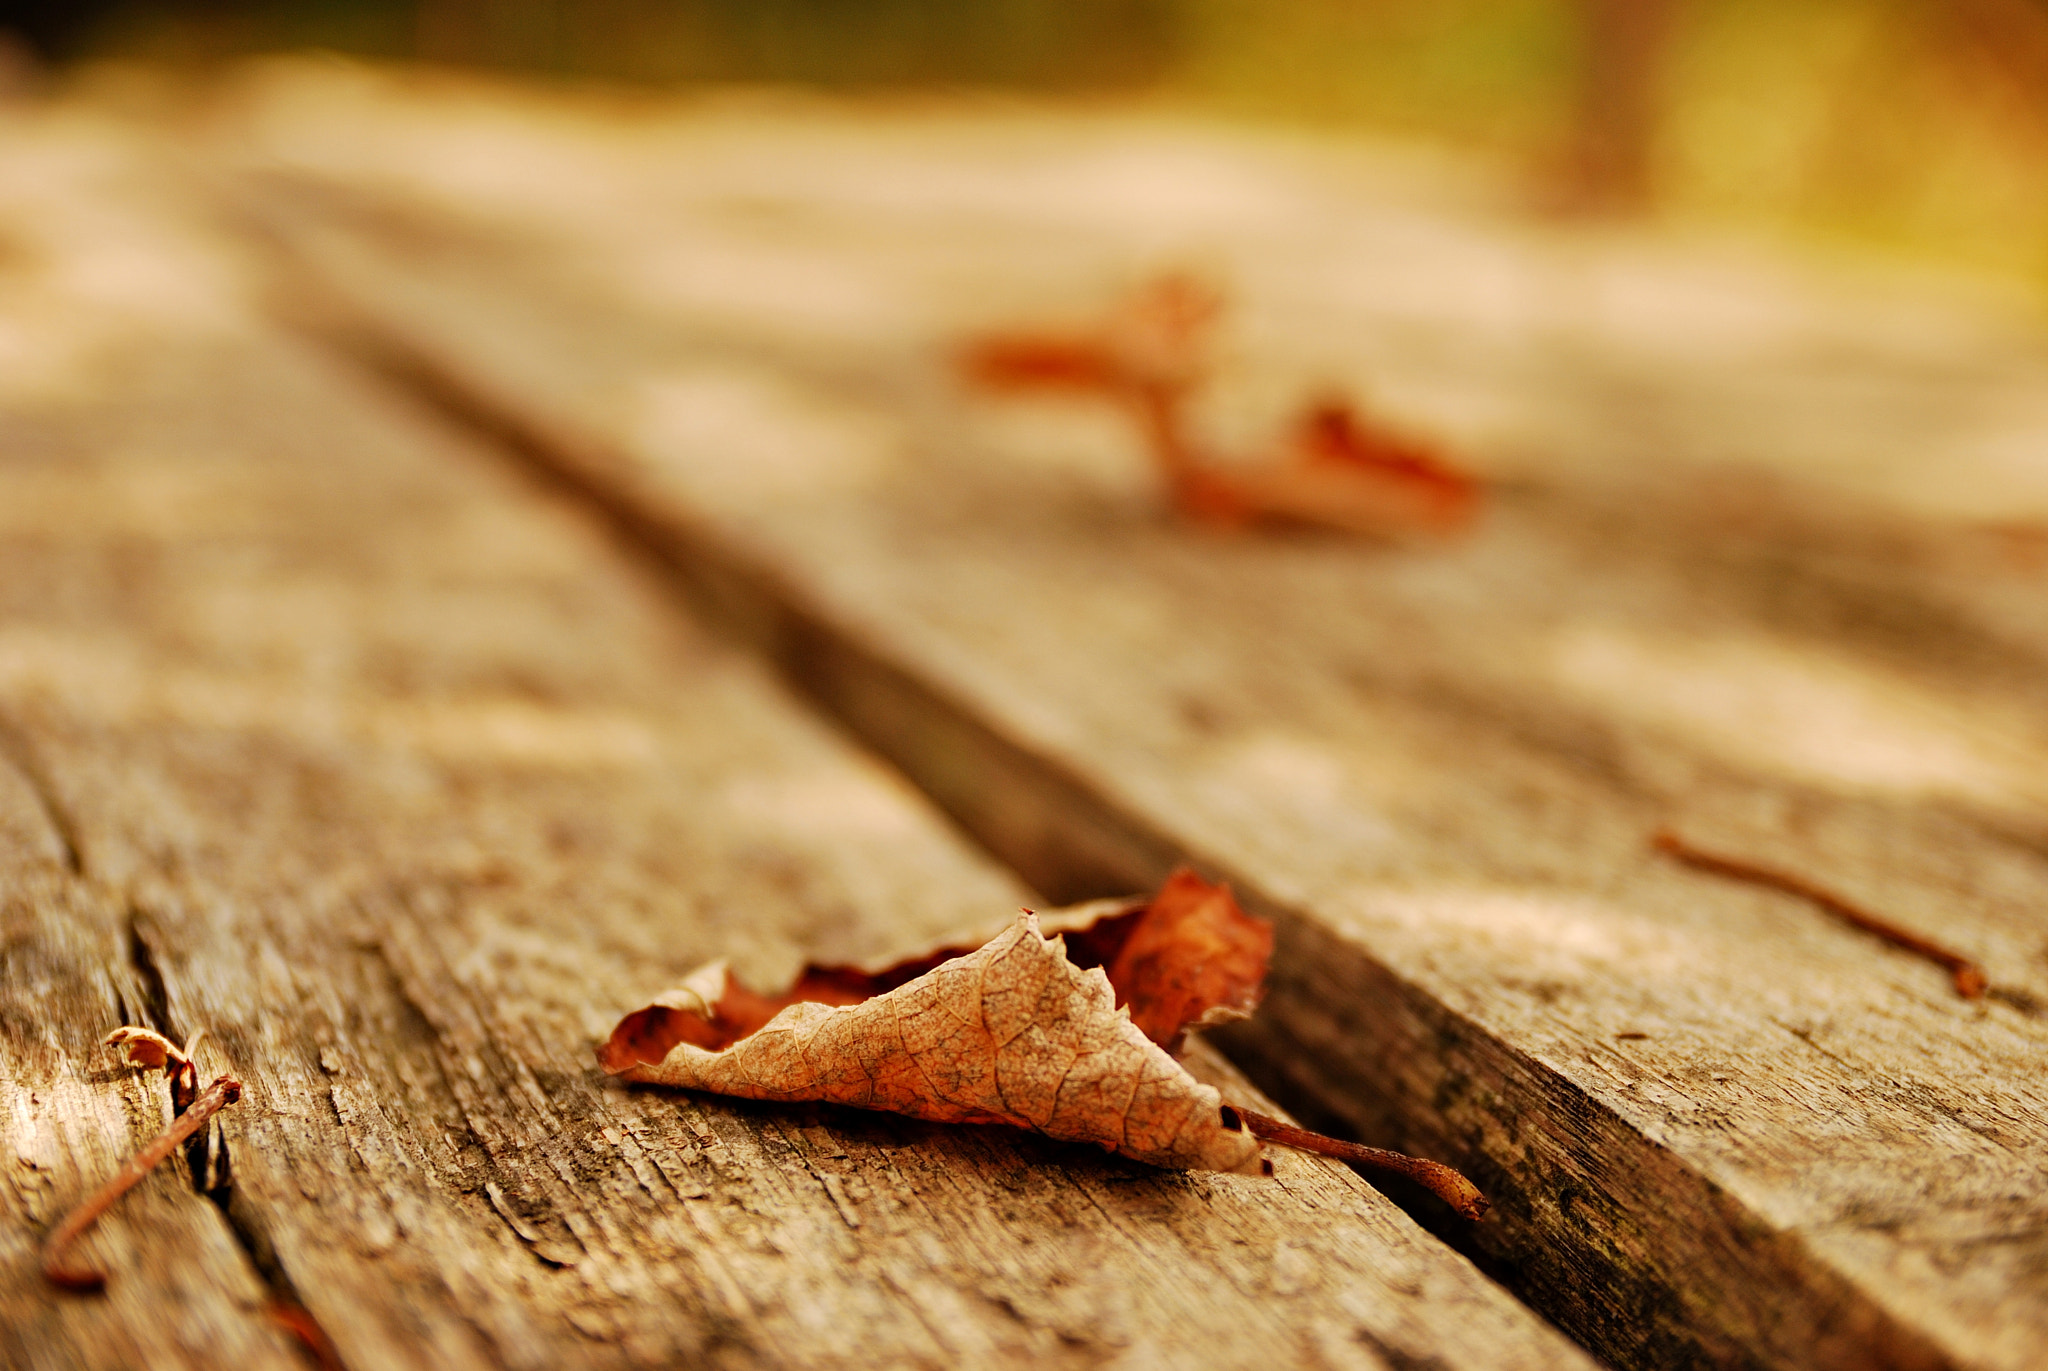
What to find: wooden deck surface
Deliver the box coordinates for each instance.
[0,97,1595,1371]
[6,61,2048,1370]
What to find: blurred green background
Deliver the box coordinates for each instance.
[9,0,2048,291]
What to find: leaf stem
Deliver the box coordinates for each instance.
[1652,831,1987,998]
[1235,1108,1489,1220]
[43,1075,243,1292]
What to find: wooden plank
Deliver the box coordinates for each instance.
[215,69,2048,1371]
[0,111,309,1371]
[0,109,1597,1369]
[0,751,307,1371]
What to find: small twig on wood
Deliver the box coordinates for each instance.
[1234,1108,1489,1220]
[42,1075,243,1291]
[1652,830,1988,998]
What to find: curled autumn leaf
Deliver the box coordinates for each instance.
[962,274,1479,539]
[103,1025,207,1112]
[604,909,1267,1173]
[603,869,1272,1064]
[601,868,1488,1217]
[603,868,1272,1172]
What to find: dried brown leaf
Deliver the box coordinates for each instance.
[103,1025,208,1113]
[604,869,1267,1061]
[602,911,1266,1173]
[1104,868,1272,1052]
[961,277,1480,538]
[961,272,1218,403]
[1223,398,1479,538]
[102,1026,188,1075]
[600,870,1488,1213]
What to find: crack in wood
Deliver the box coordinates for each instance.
[118,901,230,1196]
[122,900,345,1364]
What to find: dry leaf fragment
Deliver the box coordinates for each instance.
[1222,398,1478,537]
[964,272,1217,503]
[103,1025,209,1113]
[962,272,1217,406]
[602,869,1489,1214]
[603,911,1266,1173]
[962,275,1479,538]
[605,869,1269,1060]
[1104,867,1272,1053]
[102,1026,189,1075]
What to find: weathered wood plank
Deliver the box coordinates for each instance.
[0,747,303,1371]
[0,106,1595,1369]
[214,68,2048,1371]
[0,858,307,1371]
[0,112,315,1371]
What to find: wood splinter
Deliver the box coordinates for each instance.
[1233,1108,1490,1220]
[1652,830,1988,999]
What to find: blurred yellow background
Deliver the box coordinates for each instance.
[8,0,2046,294]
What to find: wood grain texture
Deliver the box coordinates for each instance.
[0,105,1595,1370]
[211,66,2048,1371]
[0,109,307,1371]
[0,758,304,1371]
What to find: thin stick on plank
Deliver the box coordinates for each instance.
[1232,1107,1490,1220]
[42,1075,243,1292]
[1652,830,1988,998]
